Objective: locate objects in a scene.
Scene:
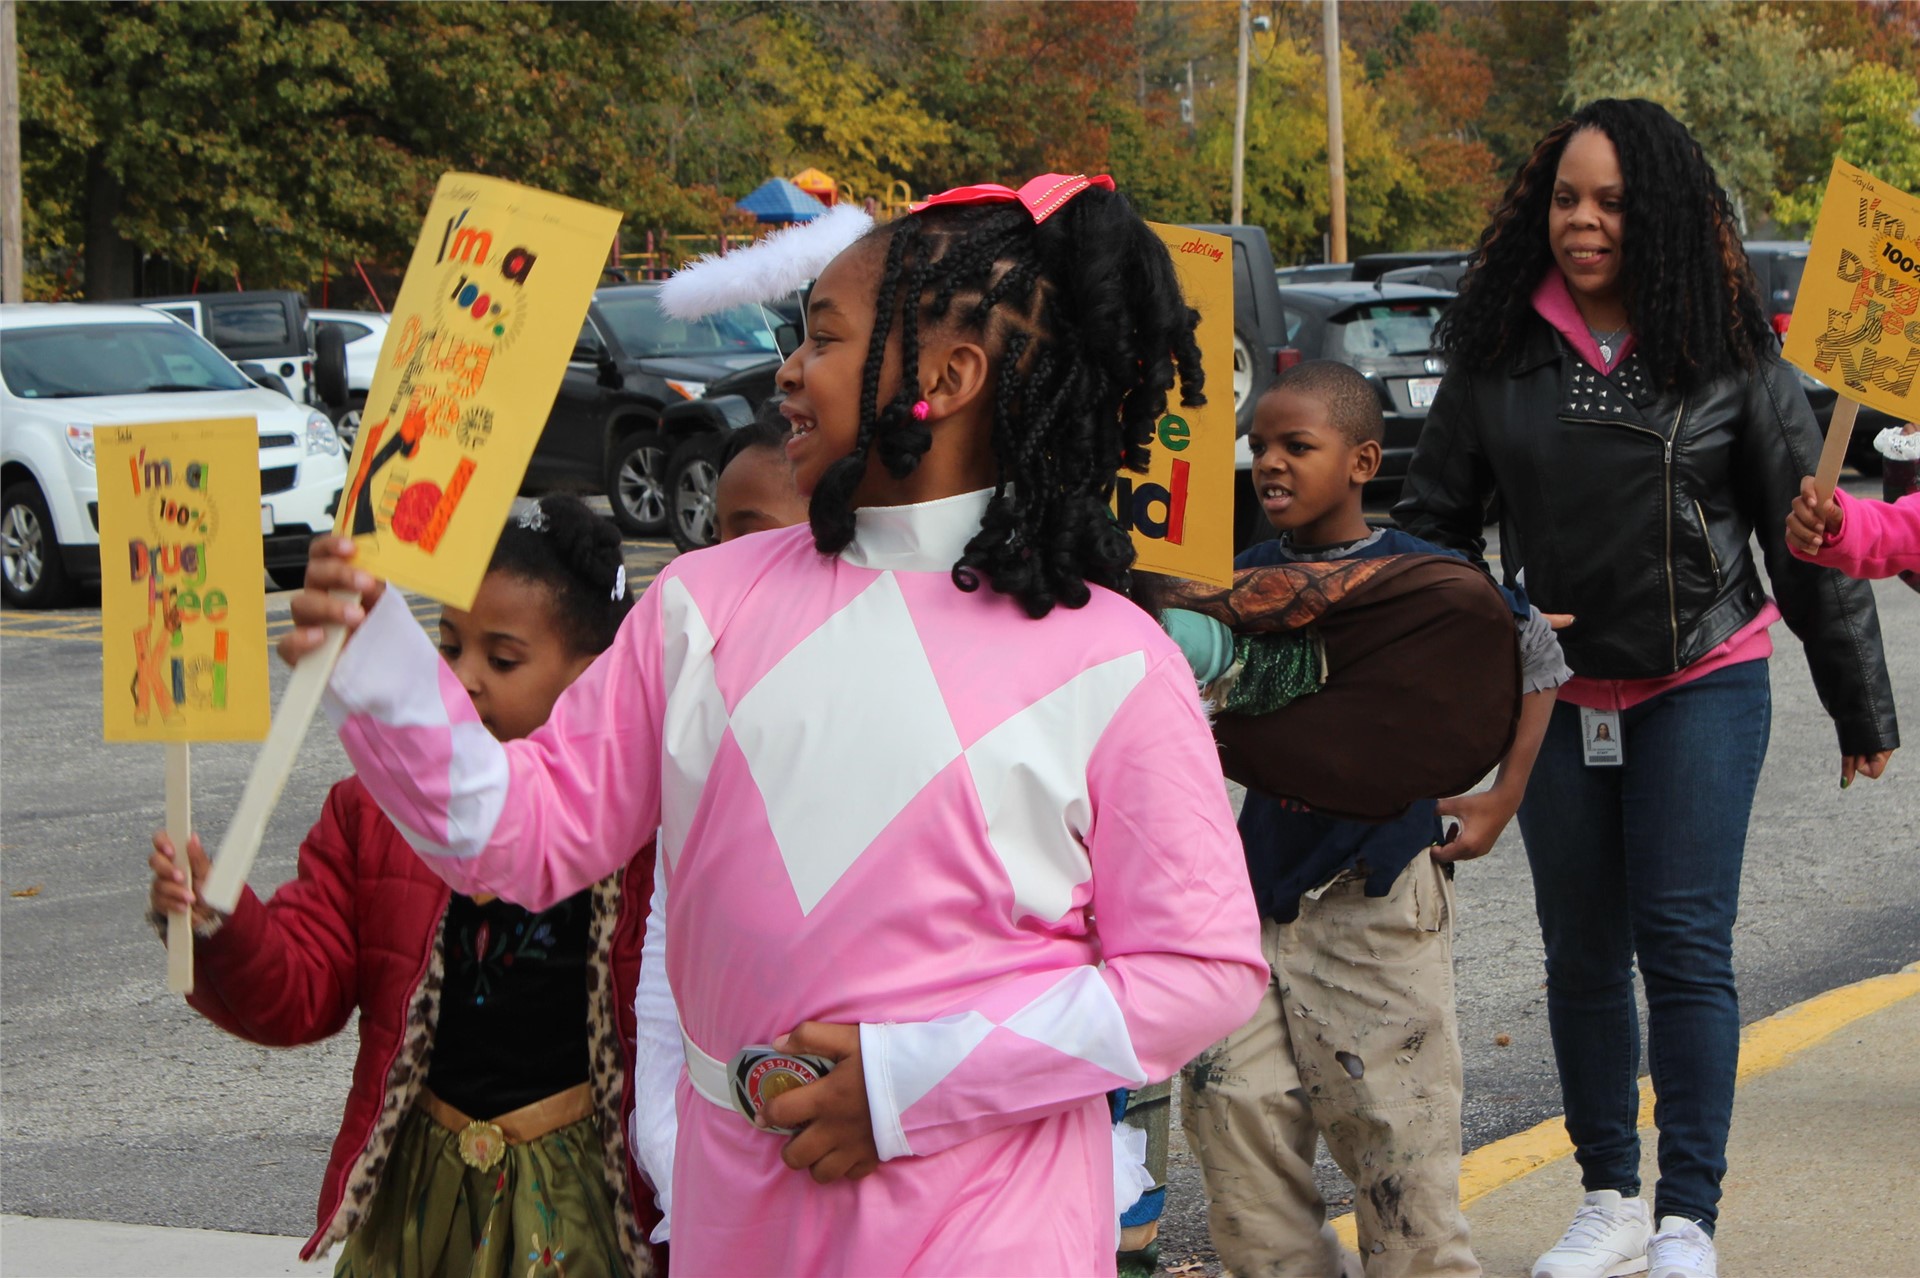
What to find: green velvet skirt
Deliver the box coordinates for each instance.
[334,1105,627,1278]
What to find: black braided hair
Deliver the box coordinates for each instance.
[489,495,634,656]
[808,189,1206,618]
[1437,98,1774,395]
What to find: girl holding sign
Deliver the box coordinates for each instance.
[149,497,659,1278]
[282,175,1268,1276]
[1393,99,1899,1278]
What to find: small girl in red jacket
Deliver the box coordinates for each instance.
[148,496,658,1278]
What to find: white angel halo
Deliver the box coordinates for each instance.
[657,204,875,321]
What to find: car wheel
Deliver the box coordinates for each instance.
[1,480,75,609]
[667,432,727,553]
[1232,329,1256,430]
[606,428,670,537]
[268,564,308,591]
[332,394,368,452]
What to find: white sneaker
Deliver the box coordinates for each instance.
[1532,1190,1652,1278]
[1647,1216,1718,1278]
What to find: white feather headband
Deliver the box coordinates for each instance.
[659,204,875,320]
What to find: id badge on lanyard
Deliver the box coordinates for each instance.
[1580,707,1623,767]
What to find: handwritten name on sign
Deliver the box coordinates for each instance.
[1782,160,1920,420]
[1117,224,1235,589]
[338,174,622,609]
[97,419,269,742]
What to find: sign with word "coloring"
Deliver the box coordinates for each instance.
[338,173,622,608]
[97,418,269,742]
[1119,224,1236,589]
[1782,159,1920,422]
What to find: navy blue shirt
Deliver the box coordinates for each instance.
[1235,527,1514,922]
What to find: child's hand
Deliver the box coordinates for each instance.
[148,830,221,929]
[760,1022,881,1184]
[276,536,386,666]
[1786,476,1842,557]
[1432,787,1522,863]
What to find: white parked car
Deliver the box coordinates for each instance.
[310,308,391,447]
[0,304,348,607]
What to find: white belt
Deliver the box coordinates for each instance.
[682,1027,733,1110]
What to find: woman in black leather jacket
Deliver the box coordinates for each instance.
[1393,99,1897,1278]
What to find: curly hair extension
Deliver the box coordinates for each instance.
[490,495,635,655]
[809,190,1207,618]
[1438,98,1774,395]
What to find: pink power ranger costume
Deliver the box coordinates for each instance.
[324,488,1268,1276]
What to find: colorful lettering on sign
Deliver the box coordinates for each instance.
[1114,458,1191,545]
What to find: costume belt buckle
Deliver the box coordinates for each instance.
[457,1119,508,1172]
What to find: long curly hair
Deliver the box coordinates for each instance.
[806,190,1206,618]
[1437,98,1774,395]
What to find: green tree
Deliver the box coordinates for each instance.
[1774,61,1920,231]
[1566,2,1849,232]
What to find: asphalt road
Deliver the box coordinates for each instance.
[2,489,1914,1272]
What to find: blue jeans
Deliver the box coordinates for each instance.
[1516,660,1771,1232]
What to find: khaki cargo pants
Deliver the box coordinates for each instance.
[1181,852,1478,1278]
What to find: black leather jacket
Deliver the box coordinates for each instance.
[1393,318,1898,756]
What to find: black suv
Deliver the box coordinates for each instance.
[529,284,785,535]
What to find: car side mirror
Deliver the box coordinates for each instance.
[570,340,604,363]
[312,325,349,409]
[595,355,622,389]
[774,323,801,358]
[238,362,293,399]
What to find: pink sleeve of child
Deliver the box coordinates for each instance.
[325,581,667,910]
[859,653,1268,1161]
[1797,489,1920,579]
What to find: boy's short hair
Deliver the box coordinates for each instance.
[721,403,794,471]
[1264,360,1385,447]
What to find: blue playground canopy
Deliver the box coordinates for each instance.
[735,177,829,224]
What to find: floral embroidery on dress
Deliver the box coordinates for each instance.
[453,897,577,1007]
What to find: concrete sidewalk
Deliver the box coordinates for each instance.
[1463,985,1920,1277]
[3,965,1915,1277]
[0,1216,328,1277]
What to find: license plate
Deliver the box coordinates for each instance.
[260,505,274,534]
[1408,377,1442,409]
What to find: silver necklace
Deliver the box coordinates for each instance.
[1589,325,1628,364]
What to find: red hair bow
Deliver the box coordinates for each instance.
[911,173,1116,225]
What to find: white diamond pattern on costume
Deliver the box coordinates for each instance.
[657,576,726,876]
[963,651,1146,921]
[883,1010,997,1116]
[730,572,964,913]
[1000,966,1146,1084]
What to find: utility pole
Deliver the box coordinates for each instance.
[1231,0,1249,225]
[1323,0,1347,263]
[1,0,21,303]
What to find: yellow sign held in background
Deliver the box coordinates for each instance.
[1781,159,1920,422]
[97,419,269,743]
[1124,223,1235,588]
[339,174,622,608]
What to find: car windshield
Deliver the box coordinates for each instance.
[595,290,780,358]
[1,322,255,398]
[1331,301,1446,359]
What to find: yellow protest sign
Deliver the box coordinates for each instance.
[97,419,269,742]
[339,174,622,608]
[1781,160,1920,421]
[1119,223,1236,588]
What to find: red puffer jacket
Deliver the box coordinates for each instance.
[179,776,660,1272]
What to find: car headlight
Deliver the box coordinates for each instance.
[305,411,341,457]
[64,424,95,467]
[664,379,707,401]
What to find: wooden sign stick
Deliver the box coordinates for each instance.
[165,741,194,994]
[199,591,355,914]
[1814,396,1860,503]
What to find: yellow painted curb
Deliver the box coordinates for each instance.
[1331,960,1920,1250]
